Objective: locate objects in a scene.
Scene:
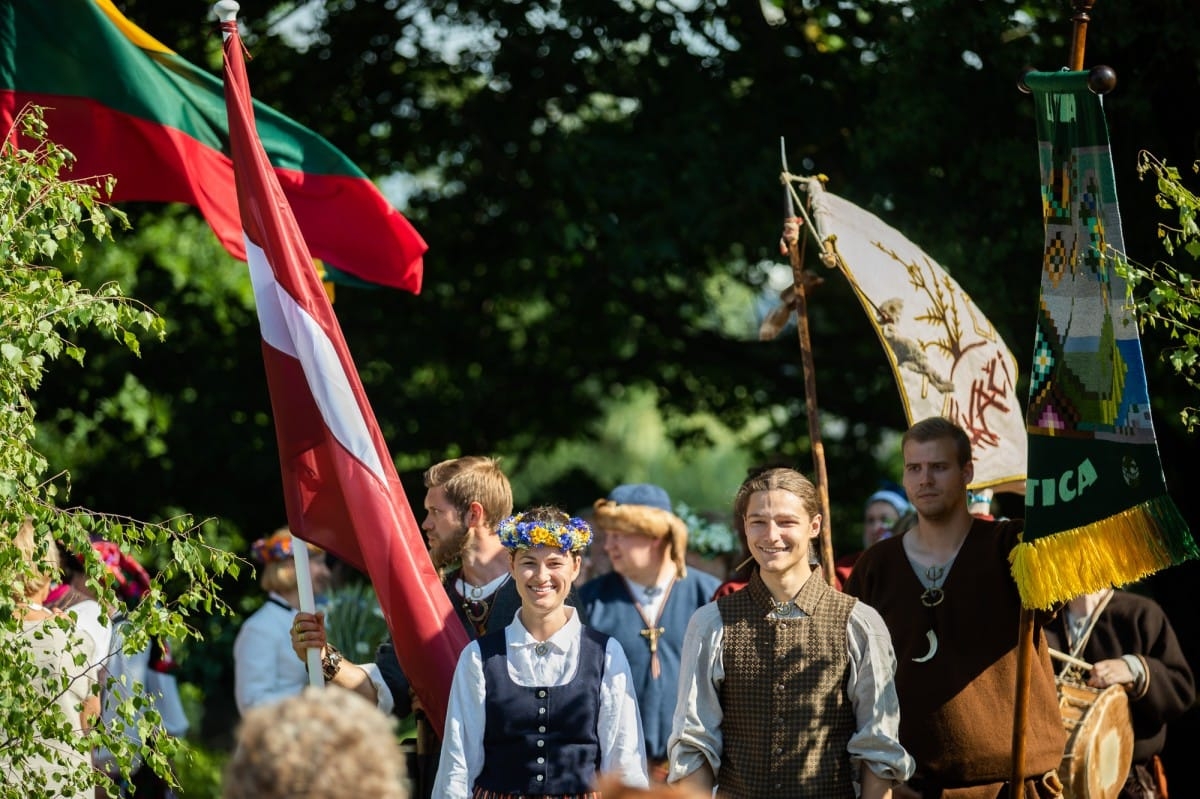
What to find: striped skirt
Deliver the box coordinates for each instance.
[472,790,601,799]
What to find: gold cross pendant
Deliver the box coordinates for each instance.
[640,626,666,654]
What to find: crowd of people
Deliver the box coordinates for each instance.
[9,416,1195,799]
[238,412,1195,791]
[276,419,1193,798]
[5,521,190,799]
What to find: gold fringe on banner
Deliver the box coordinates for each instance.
[1009,495,1195,610]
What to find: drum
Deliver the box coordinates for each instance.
[1056,680,1133,799]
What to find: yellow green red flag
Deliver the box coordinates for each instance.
[0,0,425,291]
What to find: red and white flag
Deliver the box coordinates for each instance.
[219,14,467,735]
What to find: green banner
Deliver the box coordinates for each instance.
[1010,71,1195,609]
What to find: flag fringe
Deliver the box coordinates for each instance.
[1009,495,1197,610]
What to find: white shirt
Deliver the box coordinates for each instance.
[233,593,389,714]
[95,618,191,772]
[0,618,100,792]
[621,575,669,619]
[457,572,511,601]
[433,609,650,798]
[668,600,915,790]
[62,598,112,671]
[233,594,309,713]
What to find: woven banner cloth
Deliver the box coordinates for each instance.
[1010,71,1195,609]
[806,178,1027,494]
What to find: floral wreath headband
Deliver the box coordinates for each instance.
[498,512,593,553]
[251,530,322,565]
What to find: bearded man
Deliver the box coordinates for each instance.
[291,456,562,798]
[844,418,1066,799]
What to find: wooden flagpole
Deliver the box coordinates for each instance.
[780,140,836,587]
[1069,0,1096,71]
[1009,607,1036,798]
[1010,5,1102,796]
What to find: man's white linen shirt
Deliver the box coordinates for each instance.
[233,593,389,713]
[667,599,916,788]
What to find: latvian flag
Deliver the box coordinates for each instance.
[218,8,466,734]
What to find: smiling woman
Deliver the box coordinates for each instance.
[433,506,650,799]
[511,542,581,620]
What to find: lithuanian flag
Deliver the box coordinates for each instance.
[0,0,425,292]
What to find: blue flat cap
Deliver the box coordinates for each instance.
[608,483,672,513]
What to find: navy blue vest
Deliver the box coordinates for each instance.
[474,626,608,796]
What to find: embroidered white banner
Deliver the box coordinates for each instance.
[807,178,1026,493]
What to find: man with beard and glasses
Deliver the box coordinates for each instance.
[289,456,587,798]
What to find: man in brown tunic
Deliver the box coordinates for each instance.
[844,417,1067,799]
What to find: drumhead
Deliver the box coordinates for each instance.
[1058,682,1133,799]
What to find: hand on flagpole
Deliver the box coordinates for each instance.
[779,216,802,255]
[291,543,325,687]
[290,611,329,673]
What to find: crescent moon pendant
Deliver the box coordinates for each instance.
[912,629,938,663]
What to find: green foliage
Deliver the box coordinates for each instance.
[512,385,766,514]
[0,107,238,798]
[1138,152,1200,260]
[324,581,390,663]
[674,502,739,558]
[171,738,227,799]
[1114,153,1200,432]
[112,0,1199,488]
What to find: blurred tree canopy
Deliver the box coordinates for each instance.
[30,0,1200,755]
[77,0,1196,525]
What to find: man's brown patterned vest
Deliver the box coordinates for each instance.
[716,570,857,798]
